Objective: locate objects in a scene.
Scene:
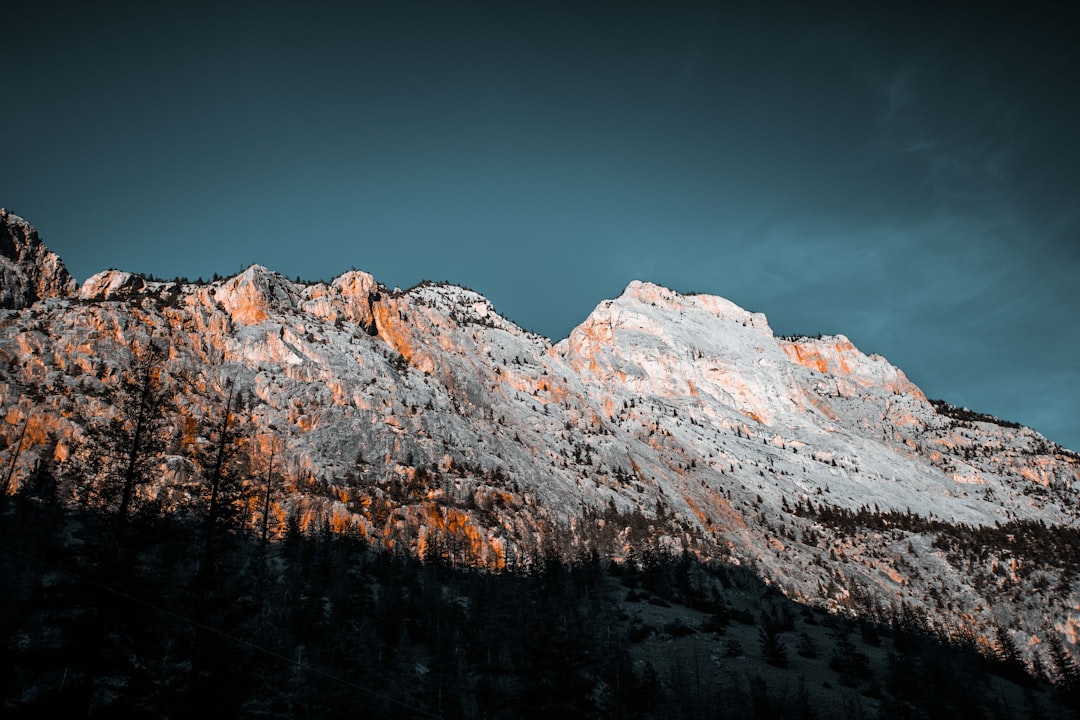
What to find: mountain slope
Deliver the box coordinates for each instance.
[1,209,1078,667]
[0,209,75,308]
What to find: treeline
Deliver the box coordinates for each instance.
[793,498,1080,578]
[929,399,1022,430]
[2,482,1076,719]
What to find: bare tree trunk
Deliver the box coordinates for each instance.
[1,412,31,498]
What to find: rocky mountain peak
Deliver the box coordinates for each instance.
[1,212,1079,670]
[299,269,380,332]
[0,209,77,308]
[214,264,301,325]
[77,269,149,301]
[779,334,927,402]
[618,279,771,331]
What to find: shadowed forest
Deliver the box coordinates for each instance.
[2,466,1078,720]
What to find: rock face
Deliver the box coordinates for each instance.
[2,213,1079,661]
[0,209,76,308]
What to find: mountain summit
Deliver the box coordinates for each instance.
[1,212,1078,665]
[0,209,76,308]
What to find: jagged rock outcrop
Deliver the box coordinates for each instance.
[1,213,1079,661]
[0,209,76,308]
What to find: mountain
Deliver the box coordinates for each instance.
[0,209,76,309]
[2,208,1078,673]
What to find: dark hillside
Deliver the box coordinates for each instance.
[1,474,1074,719]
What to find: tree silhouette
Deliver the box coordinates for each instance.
[759,618,788,669]
[198,379,256,574]
[100,340,174,531]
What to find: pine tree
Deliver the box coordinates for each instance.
[98,340,174,530]
[198,379,253,571]
[993,625,1031,685]
[259,439,278,550]
[759,619,788,669]
[1047,634,1080,695]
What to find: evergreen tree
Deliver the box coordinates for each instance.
[199,379,252,567]
[759,618,788,669]
[993,625,1031,685]
[1047,633,1080,708]
[98,340,174,531]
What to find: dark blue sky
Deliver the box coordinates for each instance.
[3,1,1078,450]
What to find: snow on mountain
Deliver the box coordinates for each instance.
[1,214,1078,658]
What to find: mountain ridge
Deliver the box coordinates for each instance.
[0,209,76,308]
[2,209,1078,666]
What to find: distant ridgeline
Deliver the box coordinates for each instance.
[930,398,1023,430]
